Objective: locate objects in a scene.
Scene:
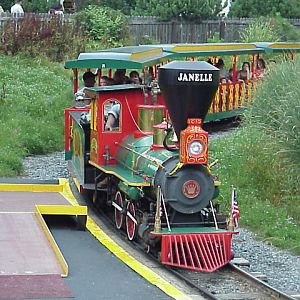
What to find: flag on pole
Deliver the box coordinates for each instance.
[231,187,240,230]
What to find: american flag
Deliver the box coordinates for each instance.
[231,187,240,229]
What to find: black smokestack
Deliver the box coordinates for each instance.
[158,61,219,137]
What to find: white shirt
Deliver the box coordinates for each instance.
[11,3,24,14]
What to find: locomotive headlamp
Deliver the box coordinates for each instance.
[188,140,204,156]
[180,118,208,164]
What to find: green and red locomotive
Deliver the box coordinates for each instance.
[64,46,235,272]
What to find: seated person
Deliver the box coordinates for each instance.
[129,71,142,84]
[237,62,251,81]
[105,103,120,131]
[255,58,266,79]
[75,71,96,106]
[74,71,96,123]
[215,58,229,82]
[100,76,109,86]
[227,68,233,82]
[113,69,130,84]
[143,66,154,87]
[100,76,115,86]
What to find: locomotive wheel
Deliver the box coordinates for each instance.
[126,202,137,241]
[114,191,124,230]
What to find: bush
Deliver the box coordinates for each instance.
[241,17,280,42]
[248,57,300,168]
[210,57,300,253]
[22,0,56,13]
[0,15,86,61]
[241,16,300,42]
[75,5,129,47]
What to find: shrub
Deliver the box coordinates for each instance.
[210,56,300,252]
[22,0,57,13]
[248,57,300,169]
[0,15,86,61]
[75,5,129,47]
[241,17,280,42]
[241,16,300,42]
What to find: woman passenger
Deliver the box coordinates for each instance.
[129,71,142,84]
[237,62,251,81]
[255,58,266,79]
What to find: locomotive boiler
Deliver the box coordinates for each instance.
[65,56,235,272]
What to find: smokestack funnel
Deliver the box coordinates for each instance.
[158,61,219,138]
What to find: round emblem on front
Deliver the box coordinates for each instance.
[182,180,200,199]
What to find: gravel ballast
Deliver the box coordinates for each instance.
[20,151,300,295]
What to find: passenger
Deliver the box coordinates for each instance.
[206,58,213,65]
[10,0,24,14]
[143,66,154,87]
[255,58,266,79]
[237,62,251,81]
[107,77,115,85]
[80,71,96,91]
[129,71,142,84]
[105,103,120,131]
[227,68,233,82]
[113,69,129,84]
[100,76,110,86]
[74,71,96,108]
[215,59,229,82]
[0,5,4,14]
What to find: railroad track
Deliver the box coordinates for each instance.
[70,182,297,300]
[169,262,296,300]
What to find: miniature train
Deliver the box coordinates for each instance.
[65,51,236,271]
[64,42,299,271]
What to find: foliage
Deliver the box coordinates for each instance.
[229,0,300,19]
[75,0,101,10]
[241,16,300,42]
[273,15,300,41]
[102,0,136,15]
[240,17,280,42]
[132,0,227,21]
[249,57,300,167]
[210,58,300,253]
[139,34,158,45]
[22,0,57,13]
[207,32,224,43]
[0,0,13,11]
[0,54,71,176]
[0,15,85,61]
[75,5,129,47]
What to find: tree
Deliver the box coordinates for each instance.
[132,0,227,21]
[22,0,57,13]
[75,6,129,47]
[100,0,136,15]
[75,0,136,14]
[229,0,300,19]
[1,0,14,11]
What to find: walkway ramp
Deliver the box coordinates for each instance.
[0,178,87,299]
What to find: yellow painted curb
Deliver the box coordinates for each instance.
[0,183,63,192]
[59,178,191,300]
[37,204,87,216]
[86,218,191,300]
[35,205,69,277]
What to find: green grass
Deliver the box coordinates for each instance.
[211,57,300,254]
[0,54,73,176]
